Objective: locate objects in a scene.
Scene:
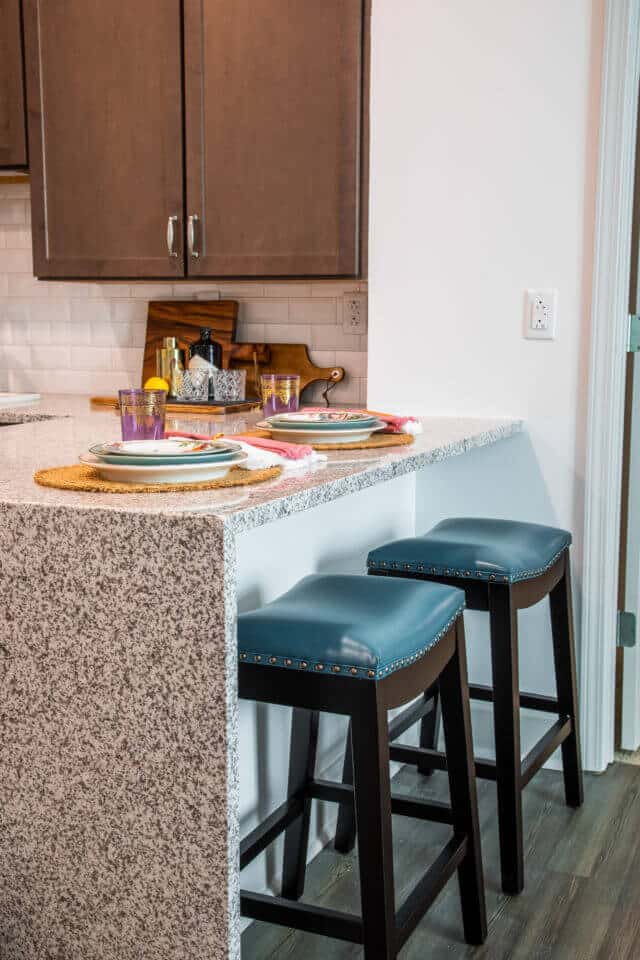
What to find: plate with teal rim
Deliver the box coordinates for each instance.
[266,412,378,430]
[257,419,386,444]
[89,440,242,466]
[97,438,226,457]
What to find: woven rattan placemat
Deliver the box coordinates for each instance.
[244,429,415,451]
[33,463,283,494]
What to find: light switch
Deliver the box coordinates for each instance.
[524,289,557,340]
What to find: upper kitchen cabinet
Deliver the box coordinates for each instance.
[22,0,185,279]
[183,0,367,278]
[0,0,27,168]
[23,0,369,280]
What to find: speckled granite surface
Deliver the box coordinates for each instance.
[0,396,522,959]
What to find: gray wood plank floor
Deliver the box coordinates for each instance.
[242,762,640,959]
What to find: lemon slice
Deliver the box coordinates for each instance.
[143,376,169,392]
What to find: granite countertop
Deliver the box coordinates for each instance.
[0,395,523,532]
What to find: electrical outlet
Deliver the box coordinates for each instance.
[524,289,557,340]
[342,294,368,334]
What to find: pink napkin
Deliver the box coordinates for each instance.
[165,430,313,460]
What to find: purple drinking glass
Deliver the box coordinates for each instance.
[118,389,166,441]
[260,374,301,418]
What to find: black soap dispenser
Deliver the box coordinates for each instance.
[188,327,222,399]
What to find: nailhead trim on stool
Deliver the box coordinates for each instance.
[238,605,465,680]
[367,546,568,584]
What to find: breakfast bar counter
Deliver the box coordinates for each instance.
[0,396,522,960]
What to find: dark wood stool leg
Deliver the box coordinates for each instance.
[550,555,584,808]
[334,720,356,854]
[281,708,319,900]
[417,682,441,775]
[352,685,396,960]
[489,583,524,895]
[440,617,487,944]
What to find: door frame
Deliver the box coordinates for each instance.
[581,0,640,772]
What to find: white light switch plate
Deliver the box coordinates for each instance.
[524,289,557,339]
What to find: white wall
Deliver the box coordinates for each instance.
[367,0,605,765]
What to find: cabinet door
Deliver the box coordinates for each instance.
[23,0,184,279]
[0,0,27,168]
[184,0,365,278]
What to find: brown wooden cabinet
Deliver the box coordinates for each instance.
[183,0,365,278]
[0,0,27,168]
[23,0,185,279]
[23,0,369,280]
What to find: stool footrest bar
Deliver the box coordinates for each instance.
[468,683,560,714]
[395,835,468,951]
[388,694,437,740]
[240,792,305,870]
[240,891,363,944]
[309,779,453,824]
[390,744,498,781]
[521,717,572,787]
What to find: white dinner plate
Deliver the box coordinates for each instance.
[80,450,248,485]
[257,419,385,444]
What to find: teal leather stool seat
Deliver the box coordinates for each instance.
[238,573,487,957]
[239,573,465,680]
[367,518,572,584]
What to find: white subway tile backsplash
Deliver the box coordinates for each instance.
[70,346,112,371]
[263,324,311,344]
[311,324,364,351]
[235,322,266,343]
[0,200,28,225]
[129,283,175,299]
[0,344,28,369]
[218,282,266,298]
[0,186,367,397]
[71,299,111,325]
[89,284,131,299]
[110,347,143,373]
[289,299,336,325]
[308,350,337,368]
[336,350,367,377]
[171,284,220,299]
[91,321,132,347]
[239,299,289,325]
[264,283,313,298]
[8,274,51,298]
[112,300,148,324]
[3,227,33,250]
[0,248,33,273]
[30,345,71,370]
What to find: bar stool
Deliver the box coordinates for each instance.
[335,518,584,895]
[238,574,487,958]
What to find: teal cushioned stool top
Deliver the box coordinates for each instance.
[367,518,571,584]
[238,574,465,680]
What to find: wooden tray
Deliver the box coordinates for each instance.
[90,396,262,415]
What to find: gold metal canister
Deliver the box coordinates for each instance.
[156,337,185,396]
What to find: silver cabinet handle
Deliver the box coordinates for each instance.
[166,215,178,258]
[187,214,200,259]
